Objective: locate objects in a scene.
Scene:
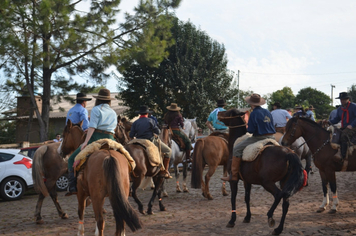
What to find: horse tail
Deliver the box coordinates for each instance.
[103,154,142,233]
[282,152,305,198]
[191,138,205,189]
[31,145,49,197]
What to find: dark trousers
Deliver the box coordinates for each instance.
[340,127,356,158]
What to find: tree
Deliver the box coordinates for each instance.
[119,18,235,127]
[295,87,333,119]
[0,120,16,144]
[268,87,295,111]
[0,0,180,141]
[348,84,356,102]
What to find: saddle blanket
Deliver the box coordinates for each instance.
[74,139,136,172]
[128,139,161,167]
[234,133,280,161]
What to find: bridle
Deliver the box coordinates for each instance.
[219,114,247,129]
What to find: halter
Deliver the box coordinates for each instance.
[220,114,247,129]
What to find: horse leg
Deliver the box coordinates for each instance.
[182,162,189,192]
[328,173,339,214]
[263,183,283,228]
[34,192,46,224]
[226,180,239,228]
[161,179,169,197]
[147,176,163,215]
[48,184,68,219]
[317,171,329,213]
[131,178,145,215]
[92,196,105,236]
[222,165,228,196]
[204,166,217,200]
[243,182,252,223]
[304,152,312,186]
[175,164,182,192]
[77,188,87,236]
[272,197,290,235]
[157,179,166,211]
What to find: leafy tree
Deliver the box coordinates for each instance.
[348,84,356,102]
[0,0,180,141]
[226,88,254,109]
[268,87,295,111]
[119,18,235,127]
[0,120,16,144]
[295,87,333,119]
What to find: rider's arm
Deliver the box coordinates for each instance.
[205,120,214,131]
[81,127,95,150]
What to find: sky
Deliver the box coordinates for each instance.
[100,1,356,106]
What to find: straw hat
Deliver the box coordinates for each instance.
[93,88,115,100]
[244,94,266,106]
[166,103,181,111]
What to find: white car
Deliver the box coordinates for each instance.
[0,149,33,201]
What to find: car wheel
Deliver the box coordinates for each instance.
[56,175,69,191]
[0,177,26,201]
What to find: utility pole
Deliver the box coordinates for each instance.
[237,70,240,108]
[331,84,335,106]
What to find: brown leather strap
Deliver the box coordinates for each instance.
[95,129,114,136]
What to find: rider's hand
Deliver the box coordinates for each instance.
[347,125,352,129]
[81,142,88,150]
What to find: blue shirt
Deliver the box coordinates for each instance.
[306,110,315,121]
[207,107,227,130]
[329,109,338,121]
[247,106,276,136]
[329,102,356,128]
[130,117,160,140]
[66,104,90,131]
[89,104,117,133]
[271,109,292,127]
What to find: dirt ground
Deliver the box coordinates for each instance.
[1,161,356,236]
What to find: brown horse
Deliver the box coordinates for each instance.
[282,116,356,213]
[190,132,230,200]
[117,115,132,141]
[61,122,142,235]
[217,108,305,235]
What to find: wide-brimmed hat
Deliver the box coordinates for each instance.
[166,103,181,111]
[244,94,265,106]
[294,105,302,109]
[309,105,315,110]
[273,102,281,108]
[76,93,92,101]
[136,105,152,114]
[216,98,226,107]
[93,88,115,100]
[336,92,350,99]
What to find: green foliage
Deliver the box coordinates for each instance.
[348,84,356,102]
[268,87,295,110]
[295,87,333,119]
[119,17,235,127]
[0,120,16,144]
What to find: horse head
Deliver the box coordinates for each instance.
[282,117,304,146]
[217,108,247,129]
[184,118,198,143]
[114,120,129,145]
[61,119,85,157]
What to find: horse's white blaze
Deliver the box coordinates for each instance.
[95,222,99,236]
[331,192,339,210]
[77,223,84,236]
[319,195,329,209]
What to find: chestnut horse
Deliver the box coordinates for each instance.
[61,121,141,235]
[190,132,230,200]
[282,117,356,213]
[218,108,305,235]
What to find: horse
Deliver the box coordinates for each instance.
[117,115,132,141]
[190,132,230,200]
[160,118,198,193]
[217,108,305,235]
[61,120,142,235]
[281,116,356,213]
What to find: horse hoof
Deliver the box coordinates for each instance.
[222,192,229,196]
[207,195,213,200]
[36,219,44,224]
[139,210,146,215]
[162,192,169,197]
[61,213,69,219]
[272,229,281,235]
[316,208,325,213]
[268,218,275,228]
[147,211,154,215]
[226,222,235,228]
[328,209,337,214]
[160,207,166,211]
[243,218,250,223]
[183,189,189,193]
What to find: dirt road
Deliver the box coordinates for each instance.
[1,163,356,236]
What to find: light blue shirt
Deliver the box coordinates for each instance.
[89,104,117,133]
[306,110,315,121]
[207,107,227,130]
[66,103,90,131]
[271,109,292,127]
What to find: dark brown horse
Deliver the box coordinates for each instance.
[61,122,142,235]
[282,116,356,213]
[217,108,305,235]
[190,132,230,200]
[117,115,132,141]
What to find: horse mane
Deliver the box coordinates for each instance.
[289,117,329,135]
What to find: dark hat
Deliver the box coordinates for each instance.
[76,93,92,101]
[244,93,265,106]
[216,98,226,107]
[309,105,315,110]
[166,103,181,111]
[273,102,281,108]
[93,88,115,100]
[136,105,152,114]
[336,92,350,99]
[294,105,302,109]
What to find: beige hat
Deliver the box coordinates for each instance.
[166,103,181,111]
[93,88,115,100]
[244,94,266,106]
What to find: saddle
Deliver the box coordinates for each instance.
[328,126,356,154]
[128,139,162,167]
[73,138,136,173]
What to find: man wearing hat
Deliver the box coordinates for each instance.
[329,92,356,161]
[205,98,228,133]
[305,105,316,121]
[66,88,118,195]
[130,105,172,179]
[66,93,92,131]
[271,102,292,134]
[221,93,276,182]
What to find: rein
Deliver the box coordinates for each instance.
[222,114,247,129]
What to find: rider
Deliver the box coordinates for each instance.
[329,92,356,161]
[221,93,276,182]
[130,105,172,179]
[305,105,316,121]
[164,103,192,163]
[66,93,92,131]
[66,88,117,196]
[205,98,228,133]
[271,102,292,134]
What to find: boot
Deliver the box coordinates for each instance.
[65,169,77,196]
[221,157,241,181]
[185,149,192,163]
[333,149,342,162]
[158,157,172,179]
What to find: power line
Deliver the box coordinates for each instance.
[241,71,356,76]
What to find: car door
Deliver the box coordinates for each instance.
[0,152,14,182]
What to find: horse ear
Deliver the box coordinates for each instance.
[78,120,83,128]
[117,115,121,122]
[67,119,72,129]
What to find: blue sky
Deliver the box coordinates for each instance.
[99,1,356,105]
